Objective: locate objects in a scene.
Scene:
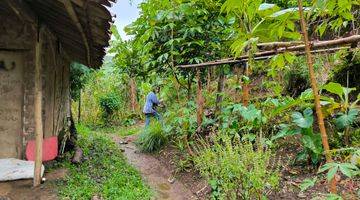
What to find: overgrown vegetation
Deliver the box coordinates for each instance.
[58,124,152,200]
[70,0,360,198]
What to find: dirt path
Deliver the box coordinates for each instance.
[112,135,196,200]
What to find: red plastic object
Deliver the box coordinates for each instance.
[26,136,58,161]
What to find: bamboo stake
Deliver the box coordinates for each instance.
[297,0,336,193]
[34,26,44,187]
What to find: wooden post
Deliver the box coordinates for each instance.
[34,25,44,187]
[206,67,211,92]
[196,69,204,127]
[242,62,250,106]
[215,68,225,115]
[234,64,242,102]
[297,0,335,193]
[187,72,192,100]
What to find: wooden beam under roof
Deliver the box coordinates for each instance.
[60,0,91,66]
[6,0,37,28]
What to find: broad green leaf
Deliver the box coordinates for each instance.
[258,3,275,11]
[323,82,343,98]
[292,108,313,128]
[271,125,301,141]
[318,162,337,173]
[335,108,359,129]
[339,163,358,178]
[301,134,322,155]
[327,165,338,181]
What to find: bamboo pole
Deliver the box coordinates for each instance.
[178,35,360,68]
[297,0,336,193]
[34,26,44,187]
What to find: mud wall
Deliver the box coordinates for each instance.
[0,4,70,158]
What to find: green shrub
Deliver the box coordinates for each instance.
[99,92,121,123]
[136,121,168,152]
[194,134,279,199]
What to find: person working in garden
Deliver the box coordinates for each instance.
[143,85,161,127]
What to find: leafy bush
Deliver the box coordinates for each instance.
[194,134,279,199]
[136,121,168,152]
[99,92,121,123]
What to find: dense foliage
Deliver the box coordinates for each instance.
[72,0,360,198]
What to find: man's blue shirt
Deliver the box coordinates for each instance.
[143,92,160,114]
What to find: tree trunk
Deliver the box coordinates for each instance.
[129,77,138,112]
[297,0,335,193]
[215,68,225,115]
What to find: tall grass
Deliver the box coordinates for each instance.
[136,121,168,152]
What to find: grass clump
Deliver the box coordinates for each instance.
[136,121,168,152]
[58,124,152,200]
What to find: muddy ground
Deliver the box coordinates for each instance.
[0,168,67,200]
[113,134,209,200]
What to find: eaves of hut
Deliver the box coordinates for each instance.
[0,0,114,159]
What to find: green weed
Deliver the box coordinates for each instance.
[194,134,279,199]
